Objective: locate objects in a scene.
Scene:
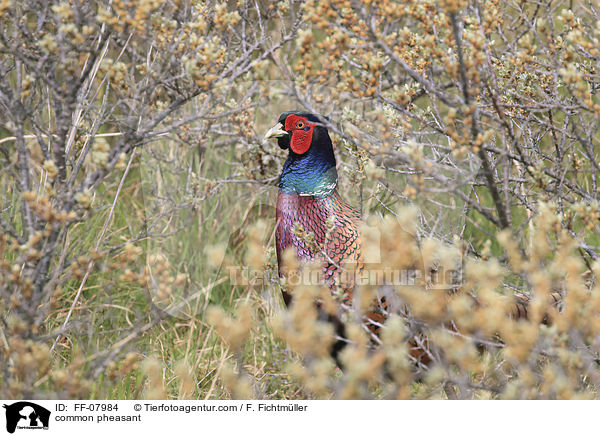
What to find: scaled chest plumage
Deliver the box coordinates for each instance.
[275,190,362,281]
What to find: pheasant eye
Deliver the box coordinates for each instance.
[296,121,304,129]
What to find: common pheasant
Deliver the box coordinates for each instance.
[264,111,366,360]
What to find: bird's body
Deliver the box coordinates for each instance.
[265,111,367,361]
[266,111,362,293]
[275,190,362,291]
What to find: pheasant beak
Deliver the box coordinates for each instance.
[264,122,288,140]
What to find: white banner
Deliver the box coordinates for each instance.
[0,400,593,435]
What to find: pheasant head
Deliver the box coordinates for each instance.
[265,111,337,198]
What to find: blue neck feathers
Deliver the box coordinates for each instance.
[278,131,337,197]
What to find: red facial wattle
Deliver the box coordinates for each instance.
[284,114,313,155]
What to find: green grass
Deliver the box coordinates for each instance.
[23,139,307,399]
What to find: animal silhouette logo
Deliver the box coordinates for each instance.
[2,402,50,433]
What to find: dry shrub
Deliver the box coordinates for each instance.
[208,203,599,399]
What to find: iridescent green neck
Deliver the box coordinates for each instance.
[279,156,337,197]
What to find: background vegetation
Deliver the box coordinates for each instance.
[1,0,599,399]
